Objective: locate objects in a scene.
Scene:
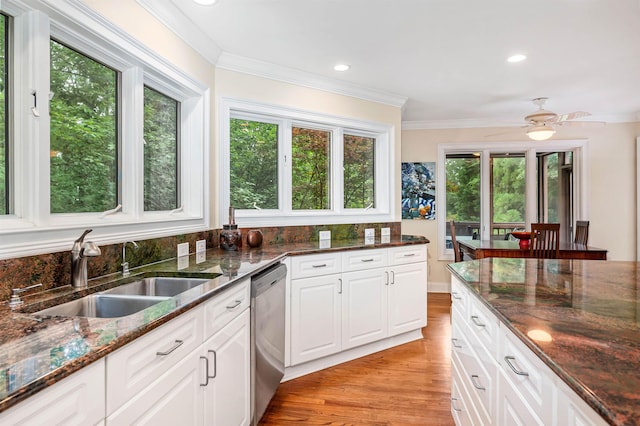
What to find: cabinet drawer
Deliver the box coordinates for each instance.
[499,325,556,426]
[451,277,469,320]
[290,252,342,279]
[388,244,426,266]
[466,293,499,359]
[204,278,250,339]
[105,307,204,416]
[342,248,387,272]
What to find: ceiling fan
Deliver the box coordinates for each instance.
[487,97,606,140]
[521,97,605,141]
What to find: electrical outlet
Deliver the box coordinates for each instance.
[381,227,390,237]
[365,228,375,245]
[319,230,331,240]
[196,239,206,253]
[177,242,189,257]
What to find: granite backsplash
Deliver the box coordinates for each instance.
[0,222,400,302]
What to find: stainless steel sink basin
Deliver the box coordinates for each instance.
[34,294,171,318]
[103,277,210,297]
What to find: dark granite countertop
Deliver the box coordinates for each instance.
[0,235,427,412]
[447,258,640,426]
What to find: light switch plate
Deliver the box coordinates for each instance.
[381,227,391,236]
[319,230,331,240]
[196,251,206,264]
[196,239,206,253]
[177,242,189,257]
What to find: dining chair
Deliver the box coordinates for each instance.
[530,223,560,259]
[574,220,589,245]
[449,220,463,262]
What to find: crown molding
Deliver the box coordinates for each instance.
[402,112,640,130]
[136,0,222,64]
[216,53,408,108]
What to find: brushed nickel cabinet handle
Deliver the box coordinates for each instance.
[156,339,184,356]
[470,375,486,391]
[470,315,486,328]
[385,271,389,285]
[390,270,395,284]
[312,263,327,268]
[403,253,416,257]
[504,355,529,376]
[451,397,462,412]
[200,356,209,386]
[361,258,375,262]
[451,292,462,300]
[208,349,217,379]
[451,338,462,348]
[226,300,242,310]
[338,278,343,294]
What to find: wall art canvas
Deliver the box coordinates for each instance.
[401,162,435,220]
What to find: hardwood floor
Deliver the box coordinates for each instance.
[260,293,454,425]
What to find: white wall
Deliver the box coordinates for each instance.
[402,122,640,291]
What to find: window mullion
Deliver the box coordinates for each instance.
[121,67,144,219]
[333,127,343,214]
[15,10,51,225]
[282,119,292,214]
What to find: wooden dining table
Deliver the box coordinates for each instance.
[457,239,608,260]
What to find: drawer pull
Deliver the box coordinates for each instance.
[470,315,486,328]
[451,338,462,348]
[451,397,462,412]
[470,375,486,391]
[157,339,184,356]
[451,292,462,300]
[504,356,529,376]
[403,253,416,257]
[312,263,327,268]
[361,258,375,262]
[226,300,242,310]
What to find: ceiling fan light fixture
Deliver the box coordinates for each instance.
[507,54,527,63]
[527,124,556,141]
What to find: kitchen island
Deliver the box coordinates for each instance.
[448,258,640,426]
[0,235,427,417]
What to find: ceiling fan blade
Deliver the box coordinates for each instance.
[551,111,591,122]
[556,120,606,128]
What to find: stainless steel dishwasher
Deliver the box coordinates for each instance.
[251,262,287,425]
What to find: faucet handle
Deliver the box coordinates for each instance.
[81,241,101,257]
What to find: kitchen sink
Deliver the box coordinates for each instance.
[34,294,172,318]
[103,276,211,297]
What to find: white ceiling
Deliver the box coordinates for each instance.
[138,0,640,128]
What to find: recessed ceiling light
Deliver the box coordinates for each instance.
[507,54,527,63]
[333,64,350,72]
[193,0,216,5]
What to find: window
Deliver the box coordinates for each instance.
[439,140,588,259]
[50,40,118,213]
[144,86,179,212]
[0,1,208,258]
[222,98,394,227]
[1,13,7,215]
[343,133,375,209]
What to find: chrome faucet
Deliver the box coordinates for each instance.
[121,240,139,276]
[71,229,101,288]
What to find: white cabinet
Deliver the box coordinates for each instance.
[202,309,251,426]
[341,268,388,350]
[289,245,427,367]
[290,272,342,365]
[0,359,105,426]
[450,275,607,426]
[106,278,251,426]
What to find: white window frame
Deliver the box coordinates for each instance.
[437,139,589,260]
[220,97,394,227]
[0,0,209,259]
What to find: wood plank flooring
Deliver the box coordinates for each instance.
[260,293,455,425]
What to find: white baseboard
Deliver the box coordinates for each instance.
[428,280,450,293]
[282,328,424,382]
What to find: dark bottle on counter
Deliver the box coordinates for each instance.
[220,206,242,251]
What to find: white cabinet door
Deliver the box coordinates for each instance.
[341,268,388,350]
[106,348,204,426]
[290,274,342,365]
[496,369,545,426]
[387,261,427,336]
[0,359,105,426]
[203,309,251,426]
